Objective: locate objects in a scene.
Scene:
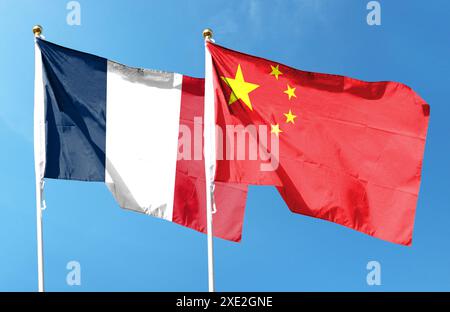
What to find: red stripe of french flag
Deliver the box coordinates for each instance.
[173,76,247,242]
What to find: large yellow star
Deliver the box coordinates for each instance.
[284,84,297,100]
[270,65,283,80]
[221,64,260,111]
[271,123,283,136]
[284,109,297,124]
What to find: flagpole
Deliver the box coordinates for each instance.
[203,28,216,292]
[33,24,45,292]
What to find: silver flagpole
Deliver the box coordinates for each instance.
[33,24,45,292]
[203,28,216,292]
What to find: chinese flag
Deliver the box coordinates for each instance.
[208,42,429,245]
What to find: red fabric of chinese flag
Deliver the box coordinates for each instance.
[208,42,429,245]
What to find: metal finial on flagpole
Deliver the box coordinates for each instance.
[32,25,43,37]
[202,28,213,41]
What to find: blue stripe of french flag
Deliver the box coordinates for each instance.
[34,38,247,241]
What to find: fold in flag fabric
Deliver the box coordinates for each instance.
[35,38,247,242]
[207,42,429,245]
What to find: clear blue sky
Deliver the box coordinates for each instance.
[0,0,449,291]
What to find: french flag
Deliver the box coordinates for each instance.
[34,38,247,242]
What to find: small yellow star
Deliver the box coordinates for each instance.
[270,65,283,80]
[221,64,260,111]
[284,84,297,100]
[271,123,282,136]
[284,109,297,124]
